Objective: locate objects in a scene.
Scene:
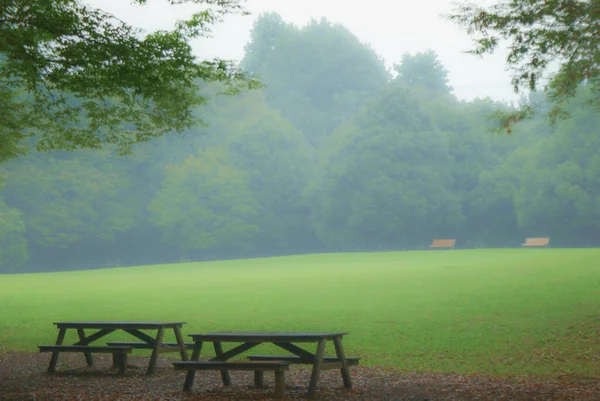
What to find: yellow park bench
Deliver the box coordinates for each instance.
[429,239,456,250]
[522,238,550,247]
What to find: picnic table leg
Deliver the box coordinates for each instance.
[48,328,67,373]
[147,327,164,375]
[274,369,286,397]
[183,341,203,391]
[254,370,264,388]
[333,336,352,388]
[213,341,231,386]
[76,328,94,367]
[173,326,189,361]
[307,339,325,398]
[117,351,128,376]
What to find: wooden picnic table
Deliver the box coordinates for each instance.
[182,331,356,398]
[42,321,189,375]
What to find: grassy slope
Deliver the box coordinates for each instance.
[1,249,599,376]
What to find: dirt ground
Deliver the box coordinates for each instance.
[0,352,598,400]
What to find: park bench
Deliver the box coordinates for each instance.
[173,360,290,397]
[247,355,360,387]
[38,345,132,375]
[522,237,550,247]
[429,239,456,250]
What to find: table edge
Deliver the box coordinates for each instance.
[53,321,187,327]
[187,332,349,340]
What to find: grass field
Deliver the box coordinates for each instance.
[1,248,599,377]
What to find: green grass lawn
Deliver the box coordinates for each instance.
[1,248,599,377]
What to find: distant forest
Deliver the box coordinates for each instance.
[2,13,600,272]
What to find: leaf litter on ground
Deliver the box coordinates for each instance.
[0,351,598,400]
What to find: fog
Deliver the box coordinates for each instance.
[2,3,599,273]
[89,0,518,104]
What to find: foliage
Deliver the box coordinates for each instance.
[0,151,136,247]
[514,90,600,236]
[0,198,28,270]
[394,49,453,94]
[147,147,259,252]
[0,0,259,162]
[217,91,317,251]
[242,13,389,146]
[447,0,600,132]
[309,82,463,249]
[3,14,600,270]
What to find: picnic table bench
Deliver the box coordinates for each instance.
[38,321,188,375]
[247,355,361,389]
[177,331,358,399]
[106,341,194,357]
[38,345,132,375]
[174,360,290,397]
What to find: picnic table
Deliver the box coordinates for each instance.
[39,321,189,375]
[175,331,359,398]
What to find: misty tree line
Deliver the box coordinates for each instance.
[1,13,599,272]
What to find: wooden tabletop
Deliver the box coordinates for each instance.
[188,331,348,342]
[54,321,186,329]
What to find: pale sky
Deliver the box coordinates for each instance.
[90,0,520,104]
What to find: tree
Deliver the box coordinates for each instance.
[513,87,600,241]
[1,150,137,249]
[468,147,526,246]
[242,12,291,76]
[0,197,28,270]
[447,0,600,131]
[0,0,259,163]
[394,49,453,94]
[147,147,259,254]
[242,14,389,146]
[143,86,318,255]
[219,91,317,252]
[309,82,463,250]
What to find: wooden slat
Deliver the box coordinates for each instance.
[173,360,290,371]
[320,361,344,370]
[248,355,361,366]
[39,345,132,353]
[188,332,348,342]
[54,322,185,329]
[107,341,194,349]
